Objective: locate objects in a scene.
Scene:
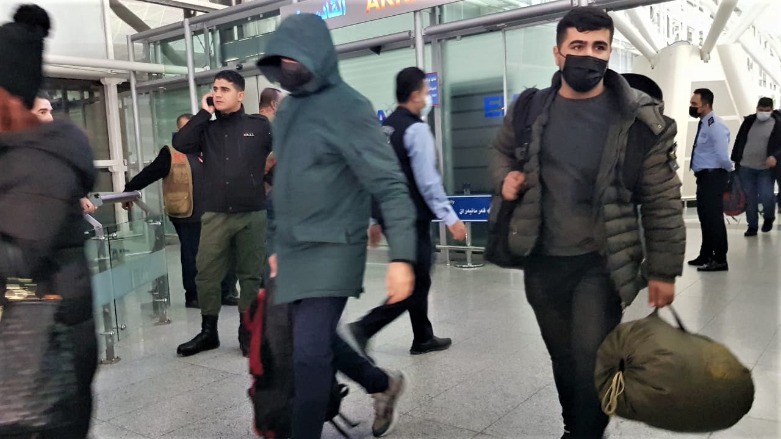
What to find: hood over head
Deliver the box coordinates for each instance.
[0,119,96,191]
[257,14,341,96]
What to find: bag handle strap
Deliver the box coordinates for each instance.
[651,305,688,333]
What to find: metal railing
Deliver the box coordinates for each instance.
[84,191,171,365]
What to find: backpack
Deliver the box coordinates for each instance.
[245,279,357,438]
[485,87,669,268]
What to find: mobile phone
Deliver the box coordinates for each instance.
[206,96,214,107]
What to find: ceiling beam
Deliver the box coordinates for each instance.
[700,0,738,61]
[133,0,227,13]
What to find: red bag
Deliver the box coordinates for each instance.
[723,172,746,217]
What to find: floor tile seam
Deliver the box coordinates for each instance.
[95,358,186,393]
[101,418,156,438]
[477,384,553,435]
[95,364,239,422]
[158,402,247,438]
[743,415,781,424]
[689,293,738,333]
[402,411,484,435]
[176,358,246,377]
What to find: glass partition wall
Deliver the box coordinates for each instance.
[125,1,646,252]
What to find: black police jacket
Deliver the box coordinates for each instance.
[173,106,272,213]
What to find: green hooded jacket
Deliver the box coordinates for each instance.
[257,14,417,304]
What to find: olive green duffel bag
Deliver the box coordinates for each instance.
[595,307,754,432]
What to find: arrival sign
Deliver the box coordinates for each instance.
[280,0,459,30]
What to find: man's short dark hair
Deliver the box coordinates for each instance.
[693,88,714,107]
[259,88,281,109]
[214,70,245,91]
[395,67,426,104]
[36,90,51,101]
[556,7,614,47]
[177,113,193,125]
[757,97,774,109]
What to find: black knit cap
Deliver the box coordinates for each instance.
[0,4,51,109]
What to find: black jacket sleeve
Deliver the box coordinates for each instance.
[123,147,172,192]
[730,117,752,164]
[172,109,212,154]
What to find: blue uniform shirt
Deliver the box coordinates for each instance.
[403,122,460,226]
[691,111,733,172]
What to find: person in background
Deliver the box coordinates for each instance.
[173,70,272,358]
[489,8,684,438]
[258,87,283,122]
[349,67,466,357]
[122,114,240,309]
[0,5,97,437]
[730,97,780,236]
[688,88,732,271]
[30,91,97,216]
[257,14,417,439]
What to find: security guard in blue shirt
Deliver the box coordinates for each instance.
[688,88,732,272]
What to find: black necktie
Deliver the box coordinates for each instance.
[690,120,703,170]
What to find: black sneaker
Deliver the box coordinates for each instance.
[745,228,758,237]
[698,261,729,272]
[410,336,452,355]
[761,218,775,233]
[185,299,200,309]
[372,371,407,437]
[347,322,371,357]
[687,256,711,266]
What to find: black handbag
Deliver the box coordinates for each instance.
[484,88,547,269]
[484,196,526,268]
[0,289,79,436]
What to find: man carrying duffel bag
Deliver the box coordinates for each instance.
[487,7,685,439]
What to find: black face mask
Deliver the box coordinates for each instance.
[278,62,313,92]
[689,106,700,118]
[561,55,608,93]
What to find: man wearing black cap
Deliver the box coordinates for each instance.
[0,5,98,437]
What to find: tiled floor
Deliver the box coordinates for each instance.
[89,223,780,439]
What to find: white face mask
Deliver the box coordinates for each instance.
[756,111,772,122]
[421,95,433,120]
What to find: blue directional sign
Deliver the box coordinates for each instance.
[426,72,440,107]
[446,195,491,222]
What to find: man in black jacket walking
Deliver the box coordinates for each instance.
[730,97,780,236]
[173,70,272,357]
[123,113,240,309]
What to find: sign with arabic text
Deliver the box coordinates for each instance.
[280,0,459,30]
[445,195,491,222]
[426,72,440,107]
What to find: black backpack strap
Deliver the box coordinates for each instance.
[510,88,547,165]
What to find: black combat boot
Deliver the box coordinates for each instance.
[239,320,251,358]
[177,315,220,357]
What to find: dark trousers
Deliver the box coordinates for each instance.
[524,254,622,438]
[354,221,434,343]
[172,220,240,303]
[738,167,776,230]
[291,297,390,439]
[695,169,729,262]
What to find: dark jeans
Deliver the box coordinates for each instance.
[524,253,622,439]
[291,297,389,439]
[738,167,776,230]
[354,221,434,343]
[172,220,240,303]
[695,169,729,262]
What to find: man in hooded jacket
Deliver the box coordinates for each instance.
[257,14,417,439]
[0,5,97,437]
